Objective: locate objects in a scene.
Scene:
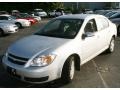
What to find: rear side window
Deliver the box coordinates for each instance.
[97,17,109,30]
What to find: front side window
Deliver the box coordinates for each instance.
[84,19,97,33]
[105,12,117,17]
[35,19,83,39]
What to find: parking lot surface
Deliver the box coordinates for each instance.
[0,19,120,88]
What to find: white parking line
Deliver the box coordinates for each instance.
[92,60,109,88]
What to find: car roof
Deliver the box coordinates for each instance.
[0,14,11,17]
[56,14,103,20]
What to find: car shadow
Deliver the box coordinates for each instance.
[0,54,3,63]
[28,79,69,88]
[0,34,10,38]
[0,76,68,88]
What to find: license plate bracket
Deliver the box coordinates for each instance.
[7,66,16,75]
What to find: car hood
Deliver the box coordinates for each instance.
[0,22,15,26]
[8,35,70,59]
[38,12,46,14]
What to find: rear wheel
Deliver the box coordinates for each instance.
[107,37,115,53]
[61,56,75,83]
[117,26,120,36]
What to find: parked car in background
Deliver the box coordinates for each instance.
[48,10,71,17]
[23,12,41,22]
[0,22,18,36]
[0,11,9,15]
[108,11,120,36]
[84,9,94,14]
[34,9,47,17]
[0,15,31,28]
[55,9,65,17]
[48,10,56,17]
[94,10,105,14]
[104,11,117,18]
[2,14,117,84]
[14,13,37,25]
[64,11,72,15]
[11,10,20,16]
[31,15,41,22]
[94,10,112,15]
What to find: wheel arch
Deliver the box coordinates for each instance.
[62,53,81,71]
[15,22,22,28]
[0,28,4,35]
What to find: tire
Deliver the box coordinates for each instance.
[117,26,120,36]
[107,37,115,53]
[61,56,75,83]
[15,22,22,29]
[0,28,4,36]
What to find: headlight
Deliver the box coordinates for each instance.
[4,52,8,57]
[30,54,57,67]
[2,52,8,60]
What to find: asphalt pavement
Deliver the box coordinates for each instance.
[0,19,120,88]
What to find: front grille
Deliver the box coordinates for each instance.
[8,53,29,65]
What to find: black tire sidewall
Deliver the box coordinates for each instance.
[0,29,4,36]
[15,23,22,28]
[61,56,75,83]
[107,37,115,53]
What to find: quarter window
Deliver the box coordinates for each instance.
[97,18,109,30]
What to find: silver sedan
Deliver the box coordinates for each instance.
[0,22,18,36]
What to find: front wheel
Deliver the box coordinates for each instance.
[107,37,115,53]
[61,56,75,83]
[15,22,22,29]
[0,29,4,36]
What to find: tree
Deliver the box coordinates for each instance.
[39,2,64,11]
[0,2,64,12]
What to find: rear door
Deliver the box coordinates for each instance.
[95,17,110,50]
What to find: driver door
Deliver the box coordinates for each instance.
[81,19,100,61]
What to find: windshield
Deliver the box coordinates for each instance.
[9,16,16,19]
[34,10,44,12]
[110,13,120,18]
[16,13,31,18]
[35,19,83,39]
[105,12,117,17]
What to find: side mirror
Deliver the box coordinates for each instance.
[82,32,95,39]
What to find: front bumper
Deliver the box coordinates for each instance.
[4,27,18,34]
[22,22,31,27]
[2,56,59,84]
